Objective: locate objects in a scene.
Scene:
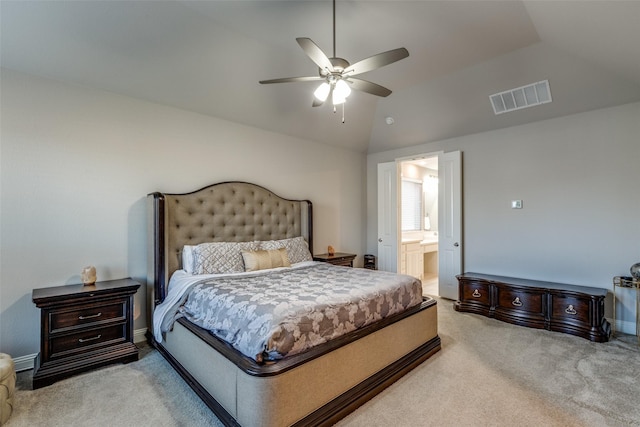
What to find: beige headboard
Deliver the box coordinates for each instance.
[147,181,312,306]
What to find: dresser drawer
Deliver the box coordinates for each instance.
[550,295,589,324]
[460,280,491,306]
[50,300,126,333]
[496,286,544,315]
[49,324,127,359]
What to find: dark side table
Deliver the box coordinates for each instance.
[313,252,356,267]
[32,278,140,389]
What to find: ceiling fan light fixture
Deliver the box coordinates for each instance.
[258,0,409,121]
[314,82,331,102]
[332,93,346,105]
[332,79,351,105]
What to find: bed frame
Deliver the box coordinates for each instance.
[147,181,441,427]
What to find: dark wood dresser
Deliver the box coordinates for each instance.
[32,278,140,389]
[313,252,357,267]
[454,273,610,342]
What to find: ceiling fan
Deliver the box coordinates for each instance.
[259,0,409,111]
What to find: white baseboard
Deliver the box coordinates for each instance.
[14,353,38,373]
[614,319,638,336]
[14,328,149,372]
[134,328,148,343]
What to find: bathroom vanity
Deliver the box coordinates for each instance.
[400,237,438,281]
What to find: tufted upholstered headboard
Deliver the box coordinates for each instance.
[147,181,312,307]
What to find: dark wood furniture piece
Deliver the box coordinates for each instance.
[454,273,610,342]
[313,252,356,267]
[32,278,140,389]
[148,182,440,427]
[364,254,376,270]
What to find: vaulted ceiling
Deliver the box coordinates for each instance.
[2,1,639,153]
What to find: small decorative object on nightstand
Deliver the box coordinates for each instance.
[313,252,356,267]
[81,265,97,285]
[327,245,335,256]
[31,278,140,389]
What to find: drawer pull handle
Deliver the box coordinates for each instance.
[472,289,481,298]
[565,305,577,315]
[512,297,523,307]
[78,312,102,320]
[78,334,102,343]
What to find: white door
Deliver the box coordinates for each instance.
[377,162,399,272]
[438,151,462,300]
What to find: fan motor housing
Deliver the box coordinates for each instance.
[320,57,350,76]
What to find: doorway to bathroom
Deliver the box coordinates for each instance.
[400,156,440,296]
[377,150,461,300]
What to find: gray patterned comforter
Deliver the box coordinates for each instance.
[167,263,423,362]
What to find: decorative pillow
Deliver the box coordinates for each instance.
[242,248,291,272]
[259,236,313,264]
[192,241,260,274]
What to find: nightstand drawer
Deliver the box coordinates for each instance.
[313,252,356,267]
[50,324,127,359]
[50,300,126,333]
[327,257,354,267]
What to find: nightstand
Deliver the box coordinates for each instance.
[32,278,140,389]
[313,252,356,267]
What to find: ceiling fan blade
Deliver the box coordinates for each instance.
[296,37,334,72]
[343,47,409,76]
[346,78,393,97]
[259,76,324,84]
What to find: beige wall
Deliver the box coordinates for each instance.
[0,69,366,359]
[367,101,640,334]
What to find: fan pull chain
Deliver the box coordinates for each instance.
[331,103,346,123]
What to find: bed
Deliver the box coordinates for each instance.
[147,181,440,427]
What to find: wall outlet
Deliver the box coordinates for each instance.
[511,200,523,209]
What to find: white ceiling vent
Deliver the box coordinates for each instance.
[490,80,552,115]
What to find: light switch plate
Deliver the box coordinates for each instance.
[511,200,523,209]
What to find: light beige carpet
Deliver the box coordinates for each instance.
[7,297,640,426]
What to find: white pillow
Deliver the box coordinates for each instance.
[192,241,260,274]
[182,245,195,273]
[259,236,312,264]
